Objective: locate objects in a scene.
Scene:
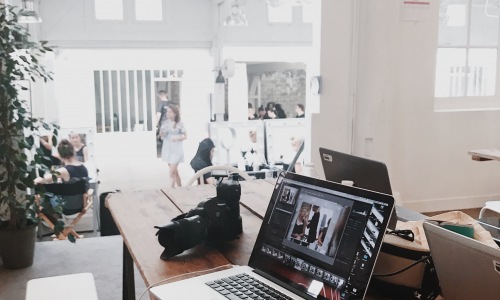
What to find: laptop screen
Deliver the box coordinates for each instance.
[249,172,394,300]
[319,147,392,195]
[319,147,397,230]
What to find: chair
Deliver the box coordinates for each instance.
[186,165,253,186]
[479,201,500,219]
[36,178,94,240]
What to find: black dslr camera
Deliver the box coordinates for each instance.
[155,173,243,260]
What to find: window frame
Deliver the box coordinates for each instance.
[434,0,500,111]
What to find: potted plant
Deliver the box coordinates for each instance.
[0,3,63,269]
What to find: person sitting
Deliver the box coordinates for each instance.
[295,104,305,118]
[274,103,287,118]
[36,139,89,184]
[265,108,277,119]
[263,102,276,119]
[257,106,266,119]
[35,139,89,222]
[190,138,216,185]
[248,103,258,120]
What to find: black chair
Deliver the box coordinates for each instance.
[36,178,94,240]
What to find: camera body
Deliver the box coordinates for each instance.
[155,173,243,259]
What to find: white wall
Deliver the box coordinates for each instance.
[39,0,312,48]
[315,0,500,212]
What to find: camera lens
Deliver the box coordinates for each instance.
[157,215,208,259]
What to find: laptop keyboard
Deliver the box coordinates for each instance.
[205,273,293,300]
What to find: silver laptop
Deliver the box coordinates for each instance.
[423,222,500,300]
[151,172,395,300]
[319,147,397,230]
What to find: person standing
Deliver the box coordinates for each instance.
[156,90,171,124]
[69,133,88,162]
[159,104,187,188]
[39,134,61,172]
[155,90,171,157]
[307,205,320,245]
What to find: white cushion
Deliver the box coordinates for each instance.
[26,273,98,300]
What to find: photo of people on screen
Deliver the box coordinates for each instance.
[280,186,298,205]
[286,200,351,260]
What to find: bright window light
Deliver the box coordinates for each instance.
[94,0,123,20]
[446,4,466,27]
[135,0,163,21]
[268,5,292,23]
[435,0,500,108]
[302,2,313,23]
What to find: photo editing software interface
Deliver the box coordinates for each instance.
[250,177,391,300]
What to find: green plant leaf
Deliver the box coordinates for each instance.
[68,234,76,243]
[0,2,58,232]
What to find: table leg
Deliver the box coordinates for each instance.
[123,242,135,300]
[89,181,99,233]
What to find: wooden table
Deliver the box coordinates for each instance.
[107,179,426,300]
[468,148,500,161]
[107,180,275,300]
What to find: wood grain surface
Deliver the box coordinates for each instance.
[107,190,231,286]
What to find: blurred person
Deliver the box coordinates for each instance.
[35,139,88,184]
[257,106,266,119]
[190,138,216,185]
[39,133,61,174]
[69,133,88,163]
[265,108,277,119]
[282,136,304,173]
[248,103,258,120]
[159,104,187,188]
[263,102,275,119]
[34,139,89,222]
[295,104,305,118]
[156,90,171,124]
[274,103,287,118]
[156,90,171,156]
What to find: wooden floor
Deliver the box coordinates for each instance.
[423,208,481,219]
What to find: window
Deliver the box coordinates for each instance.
[94,0,123,20]
[302,2,313,23]
[435,0,499,102]
[135,0,162,21]
[268,4,293,23]
[93,69,182,133]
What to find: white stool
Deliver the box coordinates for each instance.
[26,273,98,300]
[479,201,500,219]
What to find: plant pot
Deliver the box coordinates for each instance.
[0,222,36,269]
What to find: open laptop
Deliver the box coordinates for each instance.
[423,221,500,300]
[151,171,395,300]
[319,147,397,229]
